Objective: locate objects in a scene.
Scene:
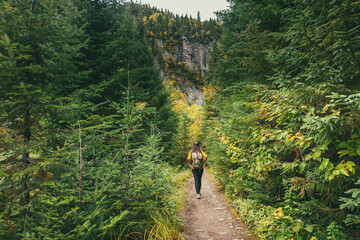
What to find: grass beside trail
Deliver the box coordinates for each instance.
[144,168,191,240]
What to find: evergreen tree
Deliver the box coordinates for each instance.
[0,0,180,238]
[0,0,85,237]
[206,0,360,238]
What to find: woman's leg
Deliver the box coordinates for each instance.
[198,168,204,193]
[192,168,204,194]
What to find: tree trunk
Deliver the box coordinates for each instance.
[78,124,83,209]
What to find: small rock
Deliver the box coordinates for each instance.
[218,218,224,221]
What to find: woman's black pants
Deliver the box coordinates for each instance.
[192,168,204,194]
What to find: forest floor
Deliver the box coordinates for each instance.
[180,169,256,240]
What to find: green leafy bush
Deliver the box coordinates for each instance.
[204,0,360,239]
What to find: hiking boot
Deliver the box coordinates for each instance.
[197,194,201,199]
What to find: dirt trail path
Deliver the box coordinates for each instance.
[181,169,255,240]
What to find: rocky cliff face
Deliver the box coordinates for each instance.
[175,36,212,73]
[156,37,213,106]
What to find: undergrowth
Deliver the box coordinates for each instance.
[121,169,190,240]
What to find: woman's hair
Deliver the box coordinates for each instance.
[191,142,201,156]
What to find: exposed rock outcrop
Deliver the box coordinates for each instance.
[174,36,212,74]
[180,79,205,106]
[155,36,213,106]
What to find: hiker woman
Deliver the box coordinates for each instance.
[187,142,208,199]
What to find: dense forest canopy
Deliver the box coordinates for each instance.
[0,0,191,238]
[204,0,360,239]
[1,0,360,239]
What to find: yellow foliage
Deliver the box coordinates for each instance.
[203,84,217,103]
[164,63,169,72]
[163,78,204,142]
[135,102,147,111]
[29,153,40,159]
[2,1,16,10]
[168,17,175,26]
[149,12,163,22]
[0,127,9,135]
[274,207,284,219]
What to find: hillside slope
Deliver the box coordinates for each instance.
[127,2,221,105]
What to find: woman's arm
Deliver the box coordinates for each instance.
[187,151,192,165]
[202,151,208,162]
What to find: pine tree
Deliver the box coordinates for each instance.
[0,0,85,236]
